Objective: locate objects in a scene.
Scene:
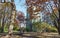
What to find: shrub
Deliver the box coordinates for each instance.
[32,22,57,32]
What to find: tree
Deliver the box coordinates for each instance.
[33,22,57,32]
[0,2,11,32]
[8,0,16,35]
[17,11,25,21]
[0,0,16,35]
[26,0,42,31]
[26,0,60,34]
[0,3,5,32]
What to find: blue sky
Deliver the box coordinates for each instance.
[14,0,27,16]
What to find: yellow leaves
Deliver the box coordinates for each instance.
[0,2,12,9]
[0,3,6,11]
[3,3,12,8]
[33,22,55,31]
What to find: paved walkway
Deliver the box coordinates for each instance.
[0,32,60,38]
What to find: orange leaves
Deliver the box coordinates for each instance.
[26,0,58,20]
[54,0,58,3]
[27,6,33,13]
[42,0,50,2]
[53,7,58,13]
[26,0,40,6]
[26,0,50,5]
[30,14,40,19]
[34,6,41,12]
[30,15,34,19]
[27,5,41,20]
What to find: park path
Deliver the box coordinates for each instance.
[0,32,60,38]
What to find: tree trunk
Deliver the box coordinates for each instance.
[58,0,60,35]
[26,11,32,32]
[58,9,60,34]
[57,19,60,34]
[1,9,5,33]
[1,17,4,33]
[29,20,32,31]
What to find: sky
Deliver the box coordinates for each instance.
[14,0,27,16]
